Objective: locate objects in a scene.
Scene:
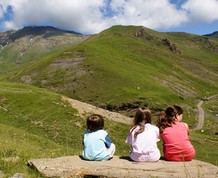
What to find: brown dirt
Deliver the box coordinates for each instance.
[62,96,132,125]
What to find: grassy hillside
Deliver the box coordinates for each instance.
[0,82,130,177]
[7,26,218,110]
[0,82,217,177]
[0,27,88,80]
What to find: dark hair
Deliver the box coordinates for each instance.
[130,108,152,138]
[172,105,183,115]
[87,114,104,131]
[157,105,183,133]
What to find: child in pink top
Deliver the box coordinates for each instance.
[158,105,196,161]
[126,108,160,162]
[173,105,189,133]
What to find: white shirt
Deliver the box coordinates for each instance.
[126,123,160,162]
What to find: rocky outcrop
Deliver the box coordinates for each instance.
[134,28,154,40]
[162,38,181,54]
[27,155,218,178]
[169,43,181,54]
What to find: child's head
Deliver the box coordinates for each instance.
[165,105,183,122]
[86,114,104,132]
[131,108,152,138]
[134,108,152,126]
[172,105,183,122]
[157,105,179,133]
[157,105,184,133]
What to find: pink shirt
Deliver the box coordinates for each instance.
[161,121,195,161]
[126,124,160,162]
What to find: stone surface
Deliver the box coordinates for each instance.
[0,171,5,178]
[27,156,218,178]
[10,173,24,178]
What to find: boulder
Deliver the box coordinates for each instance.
[27,156,218,178]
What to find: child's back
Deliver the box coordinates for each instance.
[126,108,160,162]
[126,123,160,162]
[82,114,115,161]
[83,129,112,160]
[158,105,195,161]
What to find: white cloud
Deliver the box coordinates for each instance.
[0,0,217,34]
[182,0,218,23]
[2,0,107,33]
[2,20,17,30]
[0,0,10,18]
[109,0,188,29]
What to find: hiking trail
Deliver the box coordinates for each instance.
[193,94,218,130]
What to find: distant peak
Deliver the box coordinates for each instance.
[0,25,82,45]
[203,31,218,38]
[21,26,81,35]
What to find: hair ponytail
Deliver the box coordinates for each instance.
[157,106,178,133]
[130,108,152,138]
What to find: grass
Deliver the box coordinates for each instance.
[0,25,218,176]
[0,123,72,177]
[0,82,82,177]
[191,131,218,166]
[6,26,217,111]
[190,96,218,166]
[0,82,84,148]
[0,82,217,177]
[0,82,130,177]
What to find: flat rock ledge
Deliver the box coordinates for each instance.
[27,156,218,178]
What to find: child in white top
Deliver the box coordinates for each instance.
[126,108,160,162]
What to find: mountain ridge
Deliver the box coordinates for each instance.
[1,25,217,48]
[204,31,218,38]
[0,26,82,46]
[1,25,217,38]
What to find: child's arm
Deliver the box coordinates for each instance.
[82,135,85,149]
[183,122,190,135]
[105,135,112,148]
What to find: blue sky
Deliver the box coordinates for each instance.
[0,0,218,35]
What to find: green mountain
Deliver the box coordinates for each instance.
[0,25,218,177]
[7,26,218,110]
[0,26,89,79]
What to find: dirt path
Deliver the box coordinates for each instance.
[193,100,204,130]
[63,94,218,130]
[193,94,218,130]
[62,96,132,125]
